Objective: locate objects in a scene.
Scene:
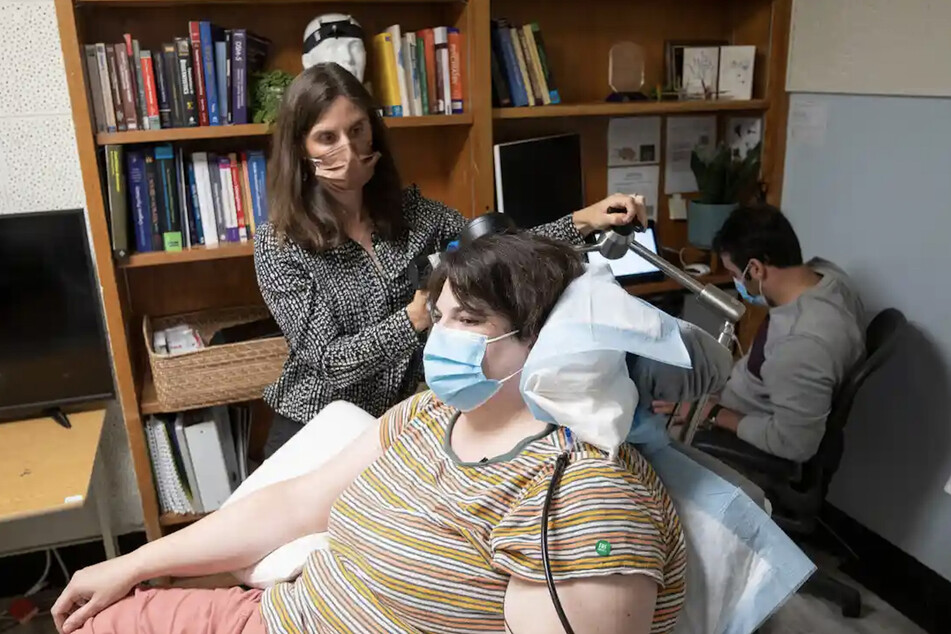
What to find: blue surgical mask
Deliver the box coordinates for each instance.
[734,262,769,306]
[423,324,521,411]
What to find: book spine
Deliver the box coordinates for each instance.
[239,153,255,238]
[228,153,247,241]
[433,27,451,116]
[225,30,233,124]
[154,144,183,251]
[105,144,129,258]
[516,27,543,105]
[447,28,464,114]
[188,22,209,126]
[114,43,138,130]
[494,24,528,107]
[190,153,219,246]
[247,150,268,226]
[126,150,152,252]
[419,29,438,114]
[105,46,126,131]
[139,51,161,129]
[403,33,421,116]
[199,22,220,125]
[94,44,117,132]
[230,29,247,124]
[214,40,229,125]
[162,43,185,127]
[218,157,238,241]
[509,28,534,106]
[152,51,172,128]
[386,25,410,118]
[144,151,163,251]
[174,147,194,247]
[129,37,150,129]
[371,33,403,117]
[415,33,429,115]
[175,38,198,127]
[490,48,512,108]
[186,160,205,245]
[521,25,549,105]
[206,154,228,242]
[83,45,107,133]
[531,23,560,104]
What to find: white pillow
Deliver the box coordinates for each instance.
[222,400,378,588]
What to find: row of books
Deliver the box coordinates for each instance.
[104,144,268,257]
[84,23,269,133]
[146,406,250,515]
[490,19,560,108]
[372,24,464,117]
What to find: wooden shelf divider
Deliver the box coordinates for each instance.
[120,242,254,268]
[97,114,472,145]
[493,99,770,120]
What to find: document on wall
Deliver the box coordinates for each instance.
[727,116,762,159]
[607,116,661,166]
[664,115,716,194]
[789,99,828,148]
[608,165,660,221]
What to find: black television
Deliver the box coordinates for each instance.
[0,209,115,422]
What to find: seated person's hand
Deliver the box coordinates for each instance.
[652,398,718,425]
[52,557,140,634]
[573,193,648,236]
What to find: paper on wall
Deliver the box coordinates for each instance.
[789,99,828,148]
[668,194,687,221]
[608,165,660,221]
[664,116,717,194]
[607,116,661,166]
[727,117,762,159]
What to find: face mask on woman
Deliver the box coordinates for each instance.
[423,324,522,411]
[309,143,381,193]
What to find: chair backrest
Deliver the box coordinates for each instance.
[810,308,908,485]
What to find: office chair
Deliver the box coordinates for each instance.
[692,308,908,618]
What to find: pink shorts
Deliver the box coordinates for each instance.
[74,586,266,634]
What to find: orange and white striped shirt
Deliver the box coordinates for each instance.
[261,391,685,633]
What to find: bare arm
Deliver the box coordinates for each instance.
[53,421,383,633]
[504,575,658,634]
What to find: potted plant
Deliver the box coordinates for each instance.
[687,141,762,248]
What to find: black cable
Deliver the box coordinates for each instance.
[541,452,574,634]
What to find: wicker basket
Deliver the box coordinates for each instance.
[143,306,288,412]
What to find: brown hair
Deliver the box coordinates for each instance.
[428,233,584,343]
[267,63,405,251]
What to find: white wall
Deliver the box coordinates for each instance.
[783,0,951,581]
[0,0,143,554]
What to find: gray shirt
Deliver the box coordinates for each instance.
[719,258,866,462]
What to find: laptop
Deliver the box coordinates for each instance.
[585,221,666,285]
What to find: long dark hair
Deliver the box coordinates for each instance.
[268,63,405,251]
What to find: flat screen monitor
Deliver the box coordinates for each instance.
[0,210,115,420]
[493,133,584,228]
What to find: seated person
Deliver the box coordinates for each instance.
[656,204,865,462]
[53,233,686,634]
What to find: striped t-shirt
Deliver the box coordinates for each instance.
[261,392,686,633]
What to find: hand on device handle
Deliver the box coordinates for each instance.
[52,556,141,634]
[406,290,432,332]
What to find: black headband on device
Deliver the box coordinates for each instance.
[303,19,365,54]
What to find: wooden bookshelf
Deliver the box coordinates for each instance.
[96,114,472,145]
[160,511,208,527]
[55,0,792,541]
[493,99,770,120]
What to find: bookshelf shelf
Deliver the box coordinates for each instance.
[493,99,770,120]
[120,242,254,268]
[80,0,448,5]
[160,512,208,527]
[97,114,473,145]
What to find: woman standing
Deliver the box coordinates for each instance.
[256,63,645,455]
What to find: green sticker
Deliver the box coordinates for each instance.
[595,539,612,556]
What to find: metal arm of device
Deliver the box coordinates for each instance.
[578,228,746,445]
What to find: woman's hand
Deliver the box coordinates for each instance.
[52,556,141,633]
[406,290,432,332]
[572,193,649,237]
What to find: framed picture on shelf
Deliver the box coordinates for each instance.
[664,39,727,93]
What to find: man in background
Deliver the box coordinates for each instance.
[655,204,866,463]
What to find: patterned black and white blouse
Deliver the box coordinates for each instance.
[254,186,584,424]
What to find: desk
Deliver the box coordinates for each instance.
[0,410,117,557]
[624,272,733,297]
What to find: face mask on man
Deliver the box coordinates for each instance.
[423,324,522,411]
[309,143,380,193]
[733,261,769,306]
